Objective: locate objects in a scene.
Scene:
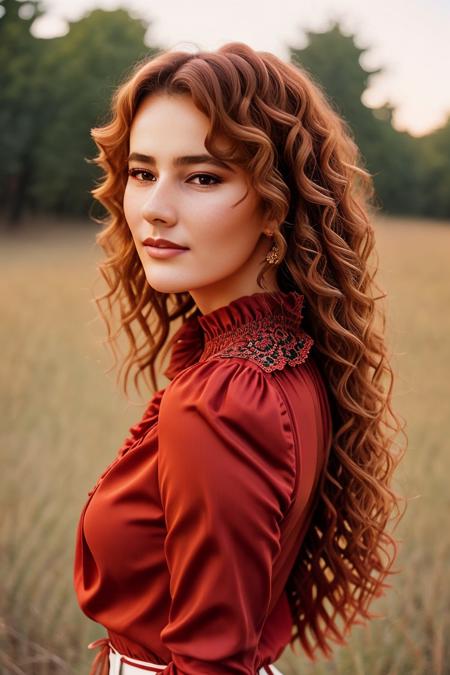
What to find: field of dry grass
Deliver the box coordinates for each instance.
[1,215,449,674]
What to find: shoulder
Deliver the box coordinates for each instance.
[158,356,296,508]
[160,355,282,419]
[160,317,315,424]
[161,340,302,416]
[160,356,296,474]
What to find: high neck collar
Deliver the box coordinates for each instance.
[198,289,305,343]
[164,291,304,380]
[163,289,307,380]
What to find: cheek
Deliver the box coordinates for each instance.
[217,199,261,243]
[194,207,260,263]
[204,191,255,233]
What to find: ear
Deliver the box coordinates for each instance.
[257,198,278,236]
[261,216,278,237]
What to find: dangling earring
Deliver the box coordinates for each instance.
[264,230,280,264]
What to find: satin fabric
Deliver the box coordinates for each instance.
[74,289,332,674]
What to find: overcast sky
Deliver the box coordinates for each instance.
[32,0,450,137]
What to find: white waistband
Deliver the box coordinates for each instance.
[108,644,284,674]
[109,644,165,673]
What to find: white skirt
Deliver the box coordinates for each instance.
[108,642,284,674]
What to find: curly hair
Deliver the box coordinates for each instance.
[89,42,407,661]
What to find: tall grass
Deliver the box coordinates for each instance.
[1,215,449,674]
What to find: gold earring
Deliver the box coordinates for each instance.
[264,231,280,264]
[265,242,280,264]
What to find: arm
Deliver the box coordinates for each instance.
[157,358,295,674]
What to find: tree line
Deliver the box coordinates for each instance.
[1,0,449,226]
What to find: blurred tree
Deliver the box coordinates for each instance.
[417,115,450,218]
[288,22,424,216]
[0,0,46,225]
[290,21,381,128]
[29,9,160,217]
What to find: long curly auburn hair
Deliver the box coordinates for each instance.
[89,42,407,661]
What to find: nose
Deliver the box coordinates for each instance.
[141,176,177,227]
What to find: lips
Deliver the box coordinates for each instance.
[142,238,188,250]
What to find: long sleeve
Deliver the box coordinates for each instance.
[157,357,296,674]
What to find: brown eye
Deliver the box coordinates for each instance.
[188,173,222,186]
[128,168,154,181]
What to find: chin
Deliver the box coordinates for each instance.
[144,274,190,295]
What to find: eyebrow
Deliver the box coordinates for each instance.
[127,152,235,172]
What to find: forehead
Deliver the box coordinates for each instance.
[129,92,237,158]
[130,93,208,142]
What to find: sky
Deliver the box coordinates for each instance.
[30,0,450,137]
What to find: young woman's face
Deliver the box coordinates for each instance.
[123,92,278,313]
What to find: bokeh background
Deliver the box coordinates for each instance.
[1,0,449,673]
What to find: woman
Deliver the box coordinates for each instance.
[74,42,406,675]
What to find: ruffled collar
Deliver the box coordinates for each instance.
[163,289,306,381]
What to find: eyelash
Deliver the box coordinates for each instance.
[127,168,222,187]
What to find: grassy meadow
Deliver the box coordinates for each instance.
[0,215,449,674]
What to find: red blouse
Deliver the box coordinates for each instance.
[73,289,333,674]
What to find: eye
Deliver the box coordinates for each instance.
[127,168,222,187]
[127,168,154,182]
[188,173,222,186]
